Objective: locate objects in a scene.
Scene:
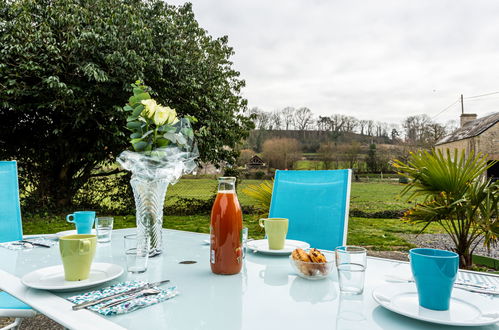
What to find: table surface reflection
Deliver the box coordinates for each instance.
[1,228,498,330]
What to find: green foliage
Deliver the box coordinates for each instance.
[0,0,253,209]
[122,81,195,153]
[366,144,378,172]
[393,149,498,268]
[242,180,273,217]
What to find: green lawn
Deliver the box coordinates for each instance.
[167,178,416,213]
[23,214,442,252]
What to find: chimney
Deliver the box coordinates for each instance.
[460,113,477,127]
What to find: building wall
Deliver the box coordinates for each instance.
[435,123,498,161]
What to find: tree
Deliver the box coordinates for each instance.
[318,141,338,170]
[237,149,255,167]
[294,107,313,131]
[393,150,498,269]
[366,144,378,172]
[0,0,254,208]
[270,110,282,130]
[250,107,271,130]
[262,138,301,169]
[339,142,361,169]
[281,107,296,130]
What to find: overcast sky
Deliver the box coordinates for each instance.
[169,0,499,125]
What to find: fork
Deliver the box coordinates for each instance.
[385,274,497,292]
[100,288,161,309]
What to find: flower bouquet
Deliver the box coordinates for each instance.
[117,81,198,256]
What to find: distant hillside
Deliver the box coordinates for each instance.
[247,129,394,152]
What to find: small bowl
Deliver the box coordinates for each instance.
[289,250,335,280]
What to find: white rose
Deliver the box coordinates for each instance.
[141,99,158,118]
[154,106,179,126]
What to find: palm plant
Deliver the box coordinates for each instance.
[242,180,273,219]
[393,149,498,269]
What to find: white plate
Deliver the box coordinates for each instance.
[55,229,96,237]
[22,263,124,292]
[372,283,499,326]
[247,239,310,255]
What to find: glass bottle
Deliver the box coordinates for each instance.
[210,177,243,274]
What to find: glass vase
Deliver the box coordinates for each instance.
[130,174,169,257]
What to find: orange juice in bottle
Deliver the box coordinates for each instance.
[210,177,243,274]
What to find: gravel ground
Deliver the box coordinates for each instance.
[0,315,63,329]
[401,233,499,259]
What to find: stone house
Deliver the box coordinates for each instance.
[435,112,499,179]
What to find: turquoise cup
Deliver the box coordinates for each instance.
[66,211,96,234]
[410,248,459,310]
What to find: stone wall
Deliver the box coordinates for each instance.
[435,123,498,161]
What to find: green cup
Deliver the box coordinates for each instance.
[259,218,289,250]
[59,234,97,281]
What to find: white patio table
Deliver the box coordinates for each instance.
[0,228,498,330]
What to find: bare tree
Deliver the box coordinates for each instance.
[318,141,338,169]
[402,114,433,144]
[270,110,282,130]
[281,107,296,130]
[359,120,368,135]
[294,107,313,131]
[262,138,302,169]
[330,114,346,132]
[237,149,255,166]
[250,107,272,130]
[338,141,362,169]
[344,116,359,133]
[317,116,332,131]
[366,120,374,136]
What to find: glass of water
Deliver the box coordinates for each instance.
[242,227,248,259]
[124,234,150,273]
[335,246,367,294]
[95,217,114,243]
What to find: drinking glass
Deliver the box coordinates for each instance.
[124,234,150,273]
[95,217,114,243]
[242,227,248,259]
[335,246,367,294]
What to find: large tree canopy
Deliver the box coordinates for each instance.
[0,0,253,208]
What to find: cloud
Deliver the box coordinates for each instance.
[169,0,499,124]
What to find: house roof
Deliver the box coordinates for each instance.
[248,155,264,165]
[435,112,499,145]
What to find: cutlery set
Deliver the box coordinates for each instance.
[385,274,499,295]
[13,240,51,248]
[72,279,170,311]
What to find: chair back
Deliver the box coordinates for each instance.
[269,169,351,250]
[0,161,23,242]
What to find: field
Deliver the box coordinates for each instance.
[23,179,441,252]
[166,179,416,212]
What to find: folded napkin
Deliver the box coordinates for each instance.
[67,281,178,316]
[0,238,57,250]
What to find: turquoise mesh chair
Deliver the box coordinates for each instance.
[269,169,351,251]
[0,161,36,330]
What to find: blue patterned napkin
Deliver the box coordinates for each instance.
[67,281,178,316]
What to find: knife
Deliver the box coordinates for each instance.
[72,279,170,311]
[19,240,51,248]
[454,285,499,295]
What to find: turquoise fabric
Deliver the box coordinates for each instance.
[0,292,31,310]
[0,161,23,243]
[0,161,32,312]
[269,170,351,250]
